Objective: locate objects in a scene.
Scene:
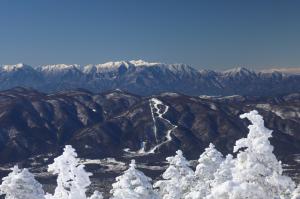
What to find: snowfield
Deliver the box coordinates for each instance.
[0,110,299,199]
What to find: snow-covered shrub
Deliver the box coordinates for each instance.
[46,145,101,199]
[154,150,194,199]
[110,160,159,199]
[0,166,45,199]
[186,144,224,199]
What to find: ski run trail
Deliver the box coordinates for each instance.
[138,98,177,154]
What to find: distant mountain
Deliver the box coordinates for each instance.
[0,63,43,89]
[0,61,299,96]
[260,67,300,75]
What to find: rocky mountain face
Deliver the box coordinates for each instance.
[0,61,299,96]
[0,88,299,167]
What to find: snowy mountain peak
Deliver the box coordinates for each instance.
[90,61,131,73]
[40,64,81,73]
[1,63,33,72]
[223,67,255,76]
[99,61,131,68]
[129,60,160,66]
[15,63,27,68]
[99,60,160,68]
[82,60,162,73]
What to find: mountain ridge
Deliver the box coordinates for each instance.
[0,60,299,96]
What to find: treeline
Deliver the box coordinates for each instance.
[0,110,299,199]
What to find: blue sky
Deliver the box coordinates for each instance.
[0,0,299,69]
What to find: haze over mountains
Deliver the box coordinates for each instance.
[0,60,299,96]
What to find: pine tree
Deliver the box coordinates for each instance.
[154,150,194,199]
[46,145,92,199]
[186,144,224,199]
[110,160,159,199]
[0,166,45,199]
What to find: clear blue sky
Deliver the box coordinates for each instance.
[0,0,299,69]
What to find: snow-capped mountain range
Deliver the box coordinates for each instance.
[0,60,299,96]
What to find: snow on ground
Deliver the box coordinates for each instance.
[294,154,300,163]
[80,158,127,172]
[256,104,286,119]
[137,141,147,154]
[137,163,167,171]
[256,103,300,120]
[122,98,178,155]
[80,157,167,172]
[208,103,218,110]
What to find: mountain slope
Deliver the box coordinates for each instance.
[0,88,299,166]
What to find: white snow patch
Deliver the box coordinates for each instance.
[160,92,180,97]
[137,141,147,154]
[80,158,127,172]
[209,103,218,110]
[293,154,300,163]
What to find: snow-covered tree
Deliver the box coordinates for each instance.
[0,166,45,199]
[207,110,295,199]
[154,150,194,199]
[292,185,300,199]
[186,144,224,199]
[195,144,224,182]
[110,160,159,199]
[46,145,93,199]
[207,154,235,199]
[208,180,269,199]
[211,154,234,188]
[89,191,103,199]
